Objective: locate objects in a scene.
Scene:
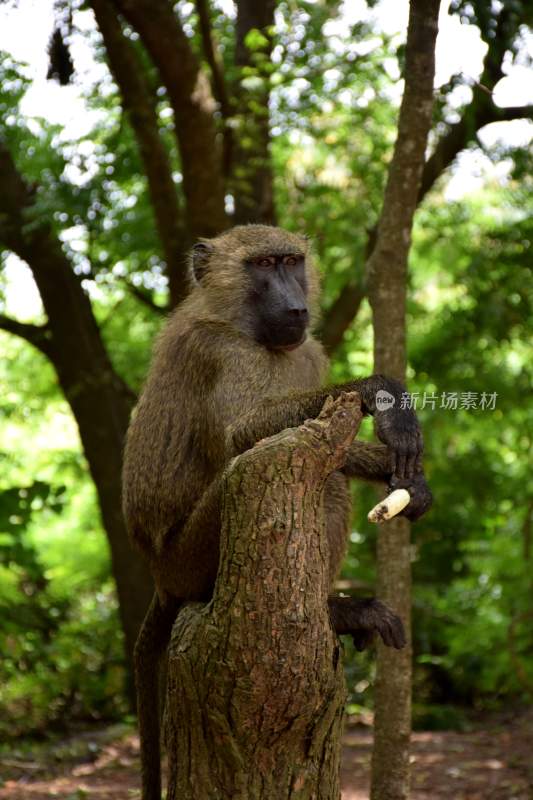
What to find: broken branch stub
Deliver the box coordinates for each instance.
[165,392,362,800]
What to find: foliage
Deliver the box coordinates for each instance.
[0,336,128,737]
[346,184,533,715]
[0,0,531,736]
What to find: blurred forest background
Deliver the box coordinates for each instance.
[0,0,532,761]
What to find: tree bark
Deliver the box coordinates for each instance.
[113,0,228,242]
[319,282,365,355]
[367,2,440,799]
[165,393,362,799]
[232,0,276,225]
[90,0,188,307]
[0,142,153,688]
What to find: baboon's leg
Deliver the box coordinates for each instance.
[324,466,405,652]
[155,476,223,600]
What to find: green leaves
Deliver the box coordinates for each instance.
[0,0,531,732]
[243,28,270,53]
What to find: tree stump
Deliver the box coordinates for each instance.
[165,392,363,799]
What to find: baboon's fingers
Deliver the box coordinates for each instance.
[377,613,406,649]
[389,615,407,649]
[405,451,416,479]
[351,630,375,651]
[396,450,407,479]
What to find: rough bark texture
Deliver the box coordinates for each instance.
[90,0,188,307]
[367,2,440,800]
[113,0,228,241]
[0,142,153,683]
[165,393,363,800]
[232,0,276,225]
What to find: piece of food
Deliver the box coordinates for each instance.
[367,489,411,523]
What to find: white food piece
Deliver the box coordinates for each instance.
[367,489,411,523]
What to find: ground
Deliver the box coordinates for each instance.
[0,712,531,799]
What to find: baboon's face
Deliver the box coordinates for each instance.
[245,250,309,351]
[191,226,315,351]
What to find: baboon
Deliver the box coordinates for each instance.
[122,225,432,800]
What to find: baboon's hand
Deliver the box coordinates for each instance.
[389,472,433,522]
[329,597,406,651]
[374,400,423,479]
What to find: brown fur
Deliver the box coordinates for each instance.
[122,225,420,800]
[123,226,334,598]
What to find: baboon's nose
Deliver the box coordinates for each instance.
[287,306,309,322]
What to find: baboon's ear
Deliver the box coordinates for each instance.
[191,241,214,285]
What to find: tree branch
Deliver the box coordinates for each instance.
[195,0,233,177]
[123,279,166,315]
[321,4,530,352]
[0,313,53,357]
[419,1,525,203]
[499,104,533,122]
[0,139,134,418]
[368,3,440,797]
[90,0,188,307]
[232,0,276,224]
[194,0,231,118]
[0,140,153,666]
[318,281,365,355]
[112,0,228,240]
[367,0,439,378]
[418,100,533,205]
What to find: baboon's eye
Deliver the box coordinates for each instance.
[284,255,299,266]
[256,256,275,268]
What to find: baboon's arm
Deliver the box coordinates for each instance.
[228,386,431,519]
[341,440,392,482]
[229,374,420,475]
[228,376,384,455]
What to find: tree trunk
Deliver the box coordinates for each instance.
[25,247,154,684]
[367,2,440,799]
[113,0,228,241]
[0,143,154,691]
[165,393,362,799]
[320,2,532,354]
